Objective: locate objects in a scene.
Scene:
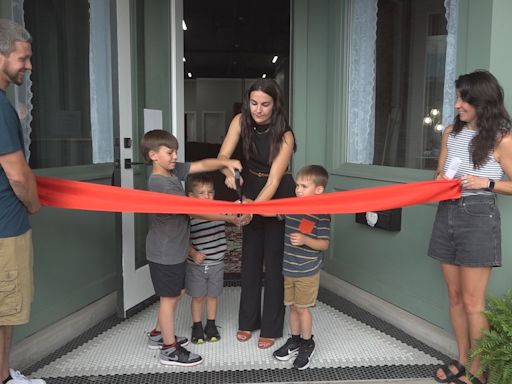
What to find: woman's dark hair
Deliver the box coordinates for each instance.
[240,79,296,162]
[453,70,511,168]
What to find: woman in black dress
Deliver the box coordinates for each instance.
[218,79,296,348]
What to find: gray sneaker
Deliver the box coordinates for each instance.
[159,344,203,366]
[147,331,189,349]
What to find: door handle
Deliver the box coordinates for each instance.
[124,159,145,169]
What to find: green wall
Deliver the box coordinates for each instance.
[292,0,512,332]
[14,167,118,341]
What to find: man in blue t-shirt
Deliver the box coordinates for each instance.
[0,19,43,384]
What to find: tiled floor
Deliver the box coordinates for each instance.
[24,284,448,384]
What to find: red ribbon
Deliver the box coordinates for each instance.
[36,176,460,215]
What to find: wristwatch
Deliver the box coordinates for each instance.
[487,179,495,191]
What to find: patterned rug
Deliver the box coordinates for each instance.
[225,224,242,274]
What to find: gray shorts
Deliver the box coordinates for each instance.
[185,261,224,298]
[428,195,501,267]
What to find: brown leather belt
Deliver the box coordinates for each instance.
[248,169,292,177]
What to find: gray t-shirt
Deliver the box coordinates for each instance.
[146,162,191,265]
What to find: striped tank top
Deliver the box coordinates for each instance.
[443,127,503,196]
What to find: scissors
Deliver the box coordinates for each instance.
[234,169,243,202]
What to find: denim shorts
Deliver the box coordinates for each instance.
[428,195,501,267]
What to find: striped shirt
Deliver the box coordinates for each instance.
[444,127,504,196]
[283,214,331,277]
[188,219,227,266]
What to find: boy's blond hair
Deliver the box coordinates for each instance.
[186,173,214,195]
[140,129,179,162]
[296,165,329,188]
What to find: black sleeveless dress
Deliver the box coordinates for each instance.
[238,124,295,338]
[241,124,295,200]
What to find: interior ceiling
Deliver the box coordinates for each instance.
[183,0,290,79]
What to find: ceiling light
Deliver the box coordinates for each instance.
[182,20,187,30]
[187,72,192,78]
[272,55,278,63]
[183,57,186,62]
[262,74,267,78]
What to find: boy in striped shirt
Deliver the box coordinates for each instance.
[272,165,331,370]
[185,173,233,344]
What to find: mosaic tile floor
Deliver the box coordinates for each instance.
[25,285,449,384]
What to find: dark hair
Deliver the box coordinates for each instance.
[240,78,296,162]
[0,19,32,56]
[453,70,511,168]
[140,129,179,162]
[296,165,329,188]
[186,173,214,194]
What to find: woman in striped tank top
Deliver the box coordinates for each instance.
[429,71,512,384]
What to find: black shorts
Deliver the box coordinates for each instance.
[149,261,186,297]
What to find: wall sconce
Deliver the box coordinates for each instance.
[423,108,444,132]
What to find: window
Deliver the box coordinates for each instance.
[347,0,457,170]
[17,0,113,168]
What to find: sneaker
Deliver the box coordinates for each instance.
[293,337,315,370]
[147,331,189,349]
[273,336,301,361]
[159,344,203,366]
[6,369,46,384]
[204,321,220,342]
[191,322,205,344]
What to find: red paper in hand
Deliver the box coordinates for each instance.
[298,218,315,234]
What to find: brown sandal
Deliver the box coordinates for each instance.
[236,330,252,342]
[257,337,275,349]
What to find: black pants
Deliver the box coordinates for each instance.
[238,215,285,338]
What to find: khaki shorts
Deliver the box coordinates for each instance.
[0,230,33,326]
[284,272,320,308]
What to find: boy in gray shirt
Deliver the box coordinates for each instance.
[141,129,241,366]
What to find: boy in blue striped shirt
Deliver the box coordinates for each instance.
[272,165,331,370]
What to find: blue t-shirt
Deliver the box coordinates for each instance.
[0,90,30,237]
[283,213,331,277]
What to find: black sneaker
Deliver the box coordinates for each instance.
[191,323,205,344]
[147,331,189,349]
[204,321,221,342]
[293,337,315,370]
[159,344,203,367]
[273,336,301,361]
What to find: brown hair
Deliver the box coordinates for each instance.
[140,130,178,162]
[240,78,296,163]
[296,165,329,188]
[453,70,511,168]
[186,173,214,194]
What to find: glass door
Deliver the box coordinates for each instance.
[114,0,184,316]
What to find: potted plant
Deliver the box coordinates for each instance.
[470,289,512,384]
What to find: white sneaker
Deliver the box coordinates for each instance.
[6,369,46,384]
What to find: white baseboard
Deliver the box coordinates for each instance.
[320,271,457,358]
[11,292,117,370]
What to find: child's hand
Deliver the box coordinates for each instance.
[225,174,244,190]
[225,214,239,225]
[224,159,242,178]
[289,232,306,246]
[191,251,205,265]
[235,214,252,227]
